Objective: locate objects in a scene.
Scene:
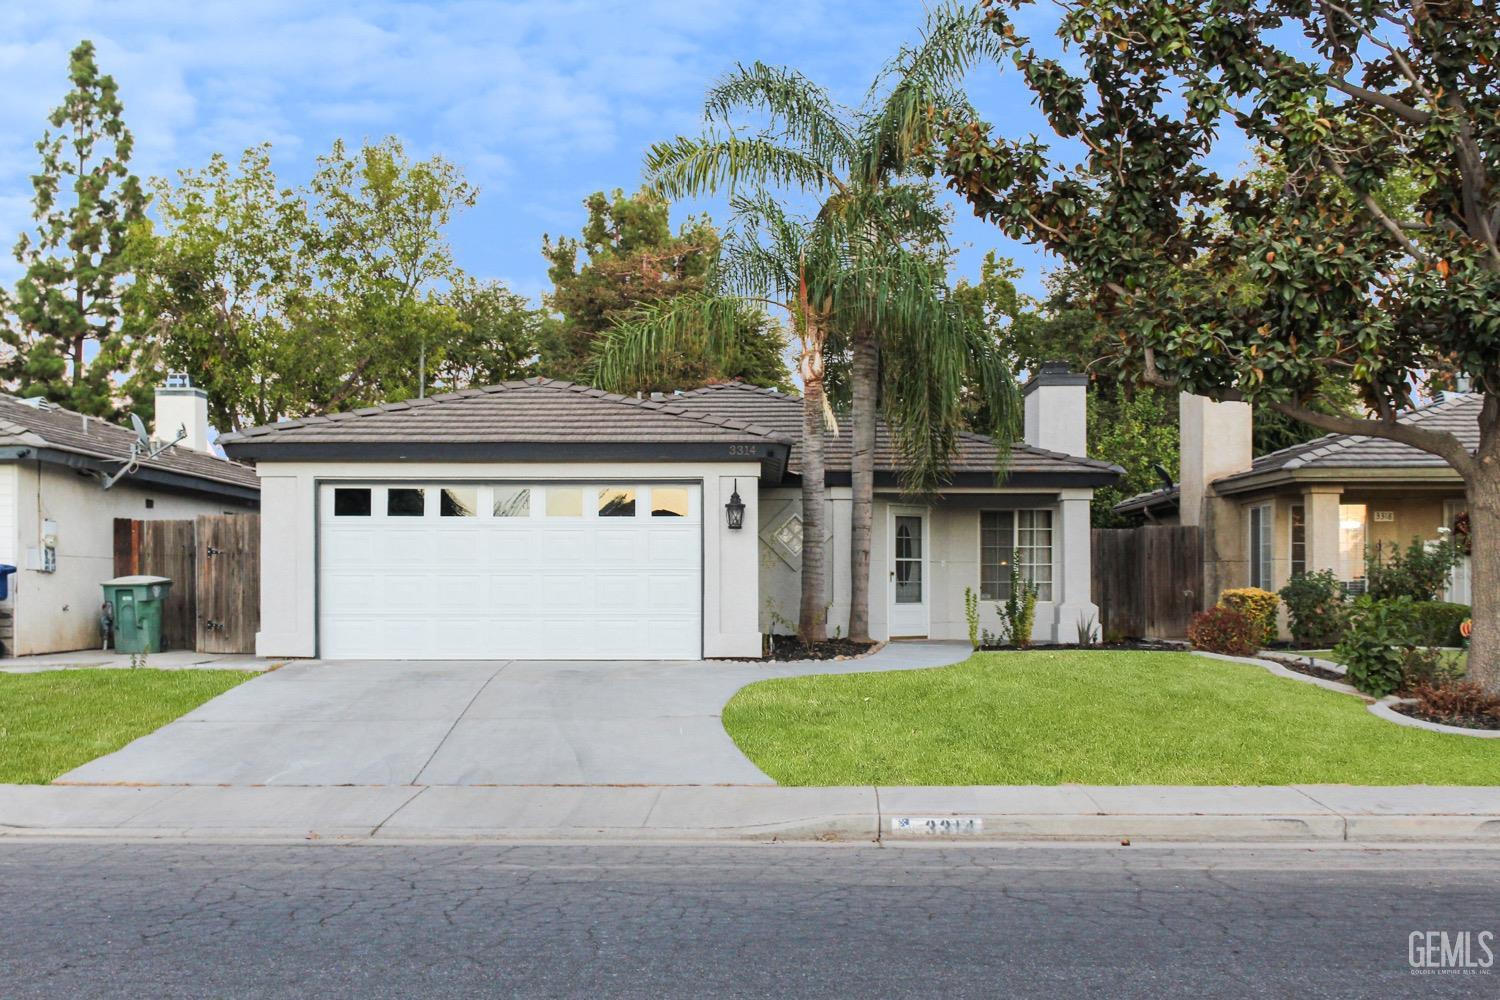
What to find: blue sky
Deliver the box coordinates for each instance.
[0,1,1245,308]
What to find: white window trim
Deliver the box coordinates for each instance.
[979,508,1055,603]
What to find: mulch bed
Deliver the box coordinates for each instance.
[763,635,878,661]
[1389,701,1500,732]
[1263,655,1349,684]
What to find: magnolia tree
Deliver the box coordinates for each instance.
[936,0,1499,689]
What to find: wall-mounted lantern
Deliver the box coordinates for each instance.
[725,481,746,530]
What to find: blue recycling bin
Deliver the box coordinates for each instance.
[0,564,15,600]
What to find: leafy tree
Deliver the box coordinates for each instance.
[431,277,543,389]
[645,5,1018,641]
[540,188,791,392]
[936,1,1500,688]
[1088,388,1179,528]
[6,40,148,417]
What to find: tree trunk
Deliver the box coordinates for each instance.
[847,326,878,642]
[1467,395,1499,693]
[798,346,829,644]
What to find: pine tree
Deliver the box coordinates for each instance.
[7,40,147,416]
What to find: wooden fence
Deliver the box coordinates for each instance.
[113,513,260,654]
[1092,525,1204,639]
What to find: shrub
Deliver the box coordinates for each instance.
[964,587,980,651]
[1187,606,1261,657]
[1408,601,1471,647]
[1409,679,1500,724]
[1336,596,1426,697]
[1278,571,1351,647]
[1219,587,1280,645]
[995,565,1038,649]
[1365,537,1464,602]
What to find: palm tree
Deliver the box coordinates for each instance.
[641,3,1018,642]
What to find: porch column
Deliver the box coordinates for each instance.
[1052,493,1099,643]
[1303,486,1343,577]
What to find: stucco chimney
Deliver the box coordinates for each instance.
[154,372,211,452]
[1022,362,1089,456]
[1178,392,1252,526]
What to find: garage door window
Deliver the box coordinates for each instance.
[545,487,583,517]
[388,488,426,517]
[598,488,636,517]
[440,488,477,517]
[651,487,689,517]
[492,487,531,518]
[333,488,371,517]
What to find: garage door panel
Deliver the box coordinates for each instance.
[320,482,703,660]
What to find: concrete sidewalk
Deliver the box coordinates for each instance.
[4,784,1499,844]
[0,649,278,673]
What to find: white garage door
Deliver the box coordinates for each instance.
[318,482,702,660]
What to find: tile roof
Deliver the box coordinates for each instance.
[1216,393,1482,485]
[218,378,793,448]
[671,381,1121,479]
[0,394,259,491]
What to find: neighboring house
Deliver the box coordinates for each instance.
[1113,392,1478,608]
[0,378,260,656]
[219,367,1120,661]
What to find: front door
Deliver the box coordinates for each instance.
[888,508,929,637]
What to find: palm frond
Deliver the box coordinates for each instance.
[704,62,857,174]
[589,293,757,392]
[644,132,843,200]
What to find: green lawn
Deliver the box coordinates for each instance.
[0,668,251,784]
[723,651,1500,786]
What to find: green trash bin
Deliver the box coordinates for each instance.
[101,575,173,654]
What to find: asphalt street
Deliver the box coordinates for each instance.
[1,842,1497,998]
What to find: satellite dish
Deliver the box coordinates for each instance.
[129,413,149,449]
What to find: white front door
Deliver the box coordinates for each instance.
[888,508,929,637]
[318,482,702,660]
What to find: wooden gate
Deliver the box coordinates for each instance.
[113,513,260,653]
[195,514,260,653]
[1092,525,1203,639]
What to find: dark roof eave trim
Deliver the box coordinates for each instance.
[0,446,260,504]
[224,438,791,473]
[1213,466,1466,495]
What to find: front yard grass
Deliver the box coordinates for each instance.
[722,651,1500,786]
[0,668,251,784]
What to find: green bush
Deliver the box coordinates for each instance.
[1336,596,1431,698]
[1219,587,1279,645]
[1408,601,1471,647]
[1366,537,1464,601]
[1278,571,1351,647]
[995,565,1038,649]
[1187,606,1261,657]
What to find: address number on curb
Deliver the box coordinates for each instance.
[889,816,983,835]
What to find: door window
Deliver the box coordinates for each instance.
[894,515,923,604]
[387,488,426,517]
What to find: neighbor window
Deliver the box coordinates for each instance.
[650,487,689,517]
[492,487,531,517]
[545,487,583,517]
[1248,503,1273,589]
[440,487,477,517]
[598,488,636,517]
[980,509,1053,601]
[1289,503,1306,577]
[333,488,371,517]
[387,488,426,517]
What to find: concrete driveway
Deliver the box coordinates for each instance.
[57,642,968,787]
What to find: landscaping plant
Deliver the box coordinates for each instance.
[1218,588,1279,646]
[964,587,981,651]
[1365,537,1464,603]
[995,565,1038,648]
[1278,571,1351,648]
[1186,606,1260,658]
[1408,601,1472,649]
[1408,679,1500,729]
[1336,597,1429,698]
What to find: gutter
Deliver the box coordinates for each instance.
[0,446,259,505]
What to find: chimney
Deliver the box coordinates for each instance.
[1022,362,1088,456]
[1178,392,1252,526]
[154,372,211,452]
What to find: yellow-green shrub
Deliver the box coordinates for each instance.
[1219,587,1279,645]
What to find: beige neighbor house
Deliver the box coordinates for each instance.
[0,379,260,656]
[1113,393,1479,618]
[220,368,1120,661]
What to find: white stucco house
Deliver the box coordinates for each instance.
[0,380,260,656]
[220,365,1119,660]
